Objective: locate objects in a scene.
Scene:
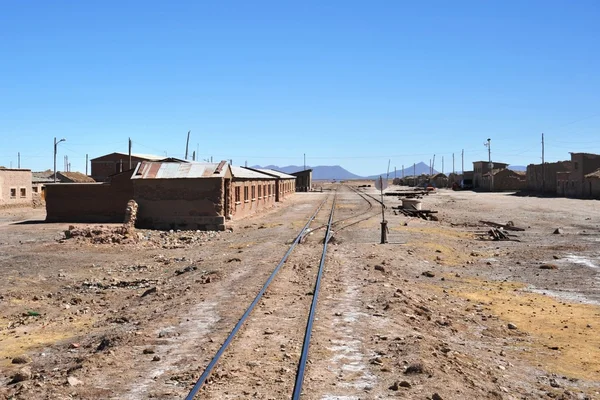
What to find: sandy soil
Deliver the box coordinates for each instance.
[0,186,599,400]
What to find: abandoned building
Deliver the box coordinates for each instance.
[46,160,297,230]
[584,169,600,198]
[482,169,527,192]
[244,167,296,200]
[556,153,600,198]
[291,169,312,192]
[0,168,32,208]
[430,173,449,188]
[472,161,509,190]
[90,152,163,182]
[526,161,572,194]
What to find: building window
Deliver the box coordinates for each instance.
[268,184,271,196]
[574,162,579,170]
[20,188,27,197]
[251,186,256,201]
[258,185,262,198]
[235,186,240,203]
[10,188,17,198]
[244,186,249,202]
[32,186,39,193]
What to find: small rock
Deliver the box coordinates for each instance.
[540,264,558,270]
[549,378,560,388]
[374,265,386,272]
[553,228,563,234]
[553,255,560,260]
[11,367,32,383]
[264,328,275,335]
[227,258,242,263]
[143,348,156,354]
[141,287,158,297]
[507,323,518,330]
[432,393,443,400]
[11,356,31,364]
[152,355,161,362]
[399,380,411,388]
[422,271,435,278]
[67,376,83,386]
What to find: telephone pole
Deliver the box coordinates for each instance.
[185,130,191,160]
[128,137,132,169]
[452,153,455,174]
[541,133,545,192]
[86,154,89,175]
[461,149,464,174]
[485,138,493,191]
[54,137,66,182]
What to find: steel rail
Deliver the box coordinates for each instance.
[184,197,329,400]
[292,194,337,399]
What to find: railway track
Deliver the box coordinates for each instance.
[185,195,337,399]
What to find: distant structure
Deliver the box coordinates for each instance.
[90,152,163,182]
[0,168,32,208]
[472,161,509,190]
[290,169,312,192]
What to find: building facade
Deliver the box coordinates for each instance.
[526,161,572,194]
[291,169,312,192]
[90,152,163,182]
[556,153,600,198]
[472,161,509,190]
[0,168,33,208]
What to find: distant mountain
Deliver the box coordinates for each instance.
[365,162,437,179]
[508,165,527,172]
[251,164,362,180]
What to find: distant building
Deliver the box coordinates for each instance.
[0,168,32,208]
[243,167,296,201]
[557,153,600,198]
[90,152,163,182]
[584,168,600,198]
[473,161,509,190]
[526,161,572,194]
[430,173,448,188]
[482,169,526,192]
[290,169,312,192]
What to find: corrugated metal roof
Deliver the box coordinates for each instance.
[231,166,275,180]
[132,161,229,179]
[247,168,295,179]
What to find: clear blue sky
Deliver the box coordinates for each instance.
[1,0,599,176]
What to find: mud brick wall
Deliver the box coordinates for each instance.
[133,178,226,230]
[45,175,133,222]
[526,161,572,194]
[231,179,277,219]
[0,169,32,209]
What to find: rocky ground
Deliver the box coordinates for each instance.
[0,185,599,400]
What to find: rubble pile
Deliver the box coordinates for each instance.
[61,225,221,248]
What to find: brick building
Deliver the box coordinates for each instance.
[557,153,600,198]
[291,169,312,192]
[482,169,527,192]
[526,161,572,194]
[0,168,32,208]
[230,167,278,219]
[243,167,296,201]
[473,161,508,190]
[90,152,163,182]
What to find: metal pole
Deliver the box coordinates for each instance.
[487,138,493,191]
[304,153,306,170]
[185,130,190,160]
[128,138,132,169]
[54,137,57,182]
[461,149,464,174]
[541,133,545,193]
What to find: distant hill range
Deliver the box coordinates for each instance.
[251,161,437,180]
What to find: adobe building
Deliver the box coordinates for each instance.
[291,169,312,192]
[0,168,32,208]
[90,152,163,182]
[473,161,509,190]
[230,167,278,218]
[430,173,448,188]
[526,161,572,194]
[482,169,527,192]
[46,170,134,222]
[557,153,600,198]
[243,167,296,201]
[584,169,600,198]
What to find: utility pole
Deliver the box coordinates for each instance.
[541,133,545,193]
[461,149,464,174]
[386,159,391,181]
[442,156,444,175]
[304,153,306,170]
[86,154,89,175]
[192,151,196,161]
[18,152,20,169]
[452,153,455,175]
[185,130,191,160]
[245,160,247,167]
[128,137,132,169]
[485,138,492,191]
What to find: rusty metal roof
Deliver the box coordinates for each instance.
[132,161,229,179]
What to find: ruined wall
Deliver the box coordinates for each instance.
[45,174,134,222]
[526,161,572,194]
[231,179,277,219]
[0,169,32,209]
[134,178,225,230]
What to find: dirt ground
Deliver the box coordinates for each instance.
[0,185,599,400]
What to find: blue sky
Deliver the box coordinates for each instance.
[1,1,599,176]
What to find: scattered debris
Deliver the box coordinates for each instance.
[480,220,525,231]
